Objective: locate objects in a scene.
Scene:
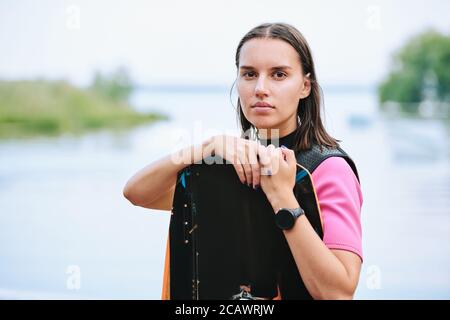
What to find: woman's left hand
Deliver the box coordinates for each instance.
[257,144,297,203]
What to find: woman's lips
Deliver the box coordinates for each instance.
[252,106,274,114]
[252,102,274,114]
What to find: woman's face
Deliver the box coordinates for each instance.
[237,38,310,139]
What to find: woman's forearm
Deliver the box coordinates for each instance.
[123,138,214,206]
[268,192,357,300]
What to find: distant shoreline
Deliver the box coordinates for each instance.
[0,80,168,139]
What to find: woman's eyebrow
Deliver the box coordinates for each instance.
[239,65,292,70]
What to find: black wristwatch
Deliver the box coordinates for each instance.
[275,207,305,230]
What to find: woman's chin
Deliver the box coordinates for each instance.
[250,118,277,130]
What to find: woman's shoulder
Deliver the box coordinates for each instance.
[311,156,364,261]
[313,156,354,174]
[311,156,363,204]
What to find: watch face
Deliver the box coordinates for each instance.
[275,209,295,230]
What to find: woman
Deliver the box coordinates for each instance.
[123,22,363,300]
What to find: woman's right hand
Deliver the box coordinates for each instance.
[210,135,262,189]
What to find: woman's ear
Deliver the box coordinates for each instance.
[299,73,311,99]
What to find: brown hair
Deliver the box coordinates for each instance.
[232,22,339,151]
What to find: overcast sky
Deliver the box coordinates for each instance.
[0,0,449,87]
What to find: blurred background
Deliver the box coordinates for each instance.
[0,0,449,299]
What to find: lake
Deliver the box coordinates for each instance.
[0,88,448,299]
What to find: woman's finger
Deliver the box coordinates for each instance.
[280,146,295,165]
[237,143,252,186]
[247,141,260,188]
[257,144,270,166]
[266,144,280,175]
[258,144,272,176]
[233,158,247,184]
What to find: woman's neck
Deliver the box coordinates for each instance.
[256,115,299,140]
[257,123,298,140]
[257,127,298,149]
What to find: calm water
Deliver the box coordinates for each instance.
[0,89,449,299]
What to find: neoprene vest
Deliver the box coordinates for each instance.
[163,141,359,300]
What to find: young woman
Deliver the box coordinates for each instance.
[123,22,363,300]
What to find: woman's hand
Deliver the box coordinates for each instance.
[210,135,261,188]
[257,144,297,204]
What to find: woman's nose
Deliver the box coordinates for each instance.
[255,77,270,97]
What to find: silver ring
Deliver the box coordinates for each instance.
[261,167,272,176]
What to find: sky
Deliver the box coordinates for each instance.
[0,0,449,88]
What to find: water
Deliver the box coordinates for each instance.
[0,88,448,299]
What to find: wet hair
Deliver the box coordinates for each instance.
[232,22,339,151]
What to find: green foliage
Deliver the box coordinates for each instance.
[90,66,133,103]
[0,79,167,138]
[378,30,450,108]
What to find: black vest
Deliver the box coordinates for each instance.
[169,143,359,300]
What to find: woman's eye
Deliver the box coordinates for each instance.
[243,71,256,78]
[241,71,286,79]
[273,71,287,79]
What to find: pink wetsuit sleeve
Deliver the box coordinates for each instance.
[311,157,363,262]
